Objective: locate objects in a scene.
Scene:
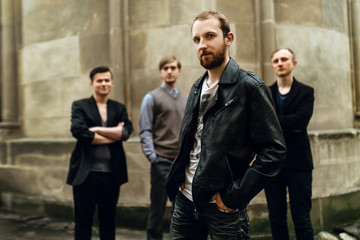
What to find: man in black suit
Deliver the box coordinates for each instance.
[265,48,315,240]
[66,66,133,240]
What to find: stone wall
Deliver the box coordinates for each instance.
[1,0,356,138]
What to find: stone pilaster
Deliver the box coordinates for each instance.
[256,0,276,85]
[350,0,360,117]
[0,0,19,124]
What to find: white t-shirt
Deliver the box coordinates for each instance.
[181,79,219,201]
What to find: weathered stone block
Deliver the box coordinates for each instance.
[234,23,257,66]
[23,80,62,119]
[0,142,6,164]
[79,33,110,72]
[22,0,109,46]
[169,0,215,25]
[321,191,360,229]
[322,0,347,33]
[129,30,148,70]
[9,138,74,166]
[274,0,322,25]
[310,130,360,197]
[216,0,254,24]
[23,117,70,138]
[129,0,169,28]
[21,36,81,84]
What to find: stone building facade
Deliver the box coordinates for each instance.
[0,0,360,237]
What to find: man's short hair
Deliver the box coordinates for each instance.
[158,56,182,70]
[271,48,296,61]
[192,11,231,38]
[89,66,113,82]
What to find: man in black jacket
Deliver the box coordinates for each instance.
[265,48,315,240]
[166,11,286,240]
[67,66,133,240]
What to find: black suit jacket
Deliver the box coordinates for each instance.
[270,78,314,170]
[66,96,133,186]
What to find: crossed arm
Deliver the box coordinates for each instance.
[89,122,124,144]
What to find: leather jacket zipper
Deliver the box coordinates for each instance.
[203,94,218,119]
[192,88,217,220]
[225,156,234,181]
[214,97,239,116]
[193,205,200,220]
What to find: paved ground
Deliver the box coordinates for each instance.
[0,208,160,240]
[0,208,274,240]
[1,208,359,240]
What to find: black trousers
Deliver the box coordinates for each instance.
[73,172,120,240]
[147,157,172,240]
[265,170,314,240]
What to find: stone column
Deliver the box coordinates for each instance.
[0,0,19,125]
[108,0,132,116]
[255,0,276,84]
[350,0,360,116]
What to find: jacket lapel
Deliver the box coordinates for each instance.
[191,58,238,121]
[270,83,278,106]
[270,78,300,111]
[107,100,116,127]
[218,58,238,85]
[206,58,238,113]
[88,96,102,126]
[283,78,299,110]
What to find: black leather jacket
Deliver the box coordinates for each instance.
[166,59,286,211]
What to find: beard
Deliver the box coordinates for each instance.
[199,43,226,69]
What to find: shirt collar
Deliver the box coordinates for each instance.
[161,83,178,97]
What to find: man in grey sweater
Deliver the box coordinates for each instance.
[139,56,187,240]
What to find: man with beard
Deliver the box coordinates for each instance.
[264,48,315,240]
[166,11,286,240]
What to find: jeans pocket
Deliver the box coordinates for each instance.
[205,205,250,239]
[211,203,237,214]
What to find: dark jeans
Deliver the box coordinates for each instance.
[73,172,120,240]
[264,170,314,240]
[147,157,172,240]
[170,193,250,240]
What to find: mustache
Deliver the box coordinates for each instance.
[201,51,212,57]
